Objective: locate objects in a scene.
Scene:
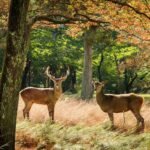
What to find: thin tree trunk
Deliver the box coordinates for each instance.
[81,26,97,100]
[0,0,30,149]
[127,73,138,92]
[114,54,121,93]
[70,67,76,92]
[62,66,76,92]
[124,68,138,93]
[98,52,104,82]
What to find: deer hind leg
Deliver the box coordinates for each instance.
[23,104,26,118]
[23,101,33,120]
[131,110,144,131]
[108,113,114,128]
[23,103,28,119]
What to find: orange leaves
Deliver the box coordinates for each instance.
[129,0,150,14]
[64,0,149,50]
[0,0,149,49]
[0,0,9,28]
[0,0,9,13]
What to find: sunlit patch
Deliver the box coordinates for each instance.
[17,95,150,131]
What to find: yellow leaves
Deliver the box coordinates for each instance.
[0,0,9,13]
[0,0,9,27]
[129,0,150,13]
[1,0,149,49]
[65,0,150,49]
[66,25,83,37]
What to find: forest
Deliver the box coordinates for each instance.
[0,0,150,149]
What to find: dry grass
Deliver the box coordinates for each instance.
[16,94,150,149]
[16,120,150,150]
[17,94,150,131]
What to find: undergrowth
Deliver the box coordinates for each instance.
[16,120,150,150]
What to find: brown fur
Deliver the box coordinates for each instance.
[20,67,69,121]
[94,81,144,131]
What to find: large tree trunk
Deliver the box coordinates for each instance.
[21,58,31,89]
[0,0,30,149]
[81,26,97,100]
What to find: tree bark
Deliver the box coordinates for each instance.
[21,59,31,89]
[81,26,97,100]
[62,65,76,92]
[97,52,104,82]
[114,54,121,93]
[70,67,76,93]
[124,68,137,93]
[0,0,30,149]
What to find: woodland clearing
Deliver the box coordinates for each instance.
[16,94,150,150]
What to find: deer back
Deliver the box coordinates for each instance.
[20,87,55,105]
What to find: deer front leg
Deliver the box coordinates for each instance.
[47,104,54,121]
[23,102,33,120]
[108,113,114,128]
[51,108,54,121]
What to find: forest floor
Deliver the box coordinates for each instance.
[16,94,150,150]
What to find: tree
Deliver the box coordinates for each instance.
[0,0,30,149]
[124,68,138,93]
[81,26,97,99]
[119,48,150,93]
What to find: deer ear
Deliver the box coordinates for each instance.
[92,80,95,85]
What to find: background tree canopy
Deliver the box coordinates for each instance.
[29,27,150,93]
[1,27,148,93]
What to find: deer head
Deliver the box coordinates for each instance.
[45,66,70,90]
[94,81,105,92]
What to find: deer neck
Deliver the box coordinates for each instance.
[54,87,62,99]
[96,87,105,103]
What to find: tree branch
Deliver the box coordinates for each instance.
[128,73,138,88]
[74,13,110,25]
[110,23,150,42]
[28,13,110,27]
[106,0,150,20]
[28,14,75,27]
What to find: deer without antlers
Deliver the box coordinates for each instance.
[20,66,69,121]
[94,81,144,131]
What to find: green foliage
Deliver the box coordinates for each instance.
[0,26,149,93]
[29,27,83,87]
[26,27,149,93]
[92,30,142,93]
[17,120,150,149]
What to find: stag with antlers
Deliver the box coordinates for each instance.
[20,66,69,121]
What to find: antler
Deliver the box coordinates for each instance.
[61,67,70,81]
[45,66,55,81]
